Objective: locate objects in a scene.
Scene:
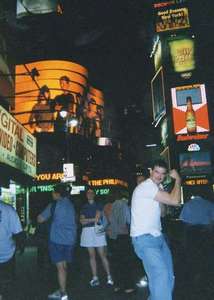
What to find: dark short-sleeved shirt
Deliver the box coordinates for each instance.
[80,202,103,228]
[40,197,77,246]
[179,196,214,225]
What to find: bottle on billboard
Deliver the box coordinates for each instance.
[185,96,196,134]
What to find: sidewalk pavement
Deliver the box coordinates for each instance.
[1,243,214,300]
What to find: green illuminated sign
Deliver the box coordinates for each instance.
[95,188,110,196]
[30,185,54,193]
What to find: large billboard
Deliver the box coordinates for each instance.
[168,37,195,73]
[155,7,190,33]
[0,105,36,177]
[151,67,166,123]
[171,84,210,138]
[14,60,104,138]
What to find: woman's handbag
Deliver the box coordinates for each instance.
[94,215,108,235]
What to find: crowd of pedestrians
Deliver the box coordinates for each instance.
[1,158,214,300]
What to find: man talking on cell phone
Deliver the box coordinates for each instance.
[130,159,181,300]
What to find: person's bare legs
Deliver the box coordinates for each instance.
[97,246,111,276]
[87,247,97,277]
[56,261,67,293]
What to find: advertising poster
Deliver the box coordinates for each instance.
[168,37,195,73]
[17,0,60,18]
[156,7,190,33]
[179,151,211,176]
[0,105,36,177]
[14,60,89,134]
[151,67,166,123]
[87,86,104,138]
[171,84,210,137]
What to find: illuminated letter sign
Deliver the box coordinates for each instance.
[169,38,195,73]
[0,105,36,177]
[156,7,190,33]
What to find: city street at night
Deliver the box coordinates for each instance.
[1,1,214,300]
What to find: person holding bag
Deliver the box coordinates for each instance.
[80,187,113,287]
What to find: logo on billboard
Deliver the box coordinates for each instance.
[187,143,200,152]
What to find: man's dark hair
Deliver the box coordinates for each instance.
[54,183,71,197]
[59,75,70,83]
[151,159,168,171]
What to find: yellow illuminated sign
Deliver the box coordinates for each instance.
[88,179,128,188]
[169,38,195,73]
[184,179,209,185]
[36,173,64,181]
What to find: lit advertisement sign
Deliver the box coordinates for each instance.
[14,60,88,134]
[0,105,36,177]
[156,7,190,33]
[87,87,104,138]
[184,178,209,185]
[17,0,60,18]
[88,178,128,188]
[179,151,212,176]
[36,172,64,182]
[171,84,210,138]
[151,67,166,123]
[168,38,195,73]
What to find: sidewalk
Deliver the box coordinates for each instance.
[2,243,214,300]
[3,247,148,300]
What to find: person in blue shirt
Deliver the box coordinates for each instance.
[80,187,113,287]
[0,201,23,298]
[179,186,214,290]
[37,184,77,300]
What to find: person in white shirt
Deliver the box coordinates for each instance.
[131,159,181,300]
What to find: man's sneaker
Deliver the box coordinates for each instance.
[48,290,68,299]
[107,275,114,286]
[89,278,100,287]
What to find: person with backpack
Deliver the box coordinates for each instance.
[37,184,77,300]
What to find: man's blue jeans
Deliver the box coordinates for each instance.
[132,234,174,300]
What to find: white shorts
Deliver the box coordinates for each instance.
[80,226,107,248]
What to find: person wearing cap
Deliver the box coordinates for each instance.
[37,184,77,300]
[29,85,54,133]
